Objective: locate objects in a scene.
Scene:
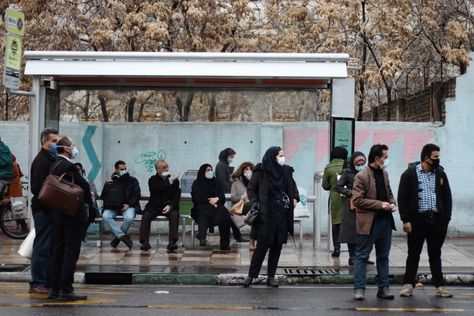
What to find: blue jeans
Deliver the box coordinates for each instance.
[102,208,136,238]
[354,216,392,290]
[30,211,54,288]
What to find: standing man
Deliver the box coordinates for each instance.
[29,128,59,294]
[101,160,141,249]
[398,144,453,298]
[352,144,397,301]
[47,136,94,300]
[139,159,181,251]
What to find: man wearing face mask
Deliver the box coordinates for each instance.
[47,136,94,300]
[101,160,141,249]
[352,144,397,301]
[29,128,59,294]
[398,144,453,298]
[139,159,181,251]
[215,147,248,242]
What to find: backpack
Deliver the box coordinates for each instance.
[101,179,126,211]
[0,141,13,180]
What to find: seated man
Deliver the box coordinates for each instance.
[139,159,181,251]
[101,160,141,249]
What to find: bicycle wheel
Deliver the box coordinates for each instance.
[0,204,29,239]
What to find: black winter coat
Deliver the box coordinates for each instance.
[190,176,226,221]
[101,173,141,212]
[144,174,181,213]
[247,163,299,243]
[50,156,94,224]
[30,148,57,213]
[335,167,357,244]
[398,162,452,224]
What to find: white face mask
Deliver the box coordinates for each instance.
[277,156,286,166]
[70,146,79,160]
[380,158,389,170]
[227,157,234,164]
[244,170,252,180]
[160,171,170,177]
[205,170,214,179]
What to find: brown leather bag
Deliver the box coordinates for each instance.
[38,173,84,216]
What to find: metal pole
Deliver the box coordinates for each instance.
[313,172,323,249]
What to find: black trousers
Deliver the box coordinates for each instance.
[139,208,179,243]
[332,223,341,251]
[403,214,448,287]
[248,237,283,278]
[197,206,230,248]
[47,222,86,293]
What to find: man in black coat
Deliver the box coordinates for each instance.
[398,143,453,298]
[139,159,181,251]
[101,160,141,249]
[46,136,95,301]
[29,128,59,294]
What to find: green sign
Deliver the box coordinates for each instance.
[5,35,23,70]
[331,117,355,154]
[5,8,25,37]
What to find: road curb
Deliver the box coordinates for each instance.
[0,271,85,283]
[132,273,217,285]
[1,271,473,286]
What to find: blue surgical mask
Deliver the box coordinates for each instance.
[119,169,128,177]
[49,143,58,155]
[355,165,364,172]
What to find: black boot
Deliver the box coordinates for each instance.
[266,277,279,288]
[377,287,394,300]
[242,277,253,288]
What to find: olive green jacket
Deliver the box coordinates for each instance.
[322,158,345,225]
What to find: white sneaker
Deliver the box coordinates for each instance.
[400,284,413,297]
[435,286,453,298]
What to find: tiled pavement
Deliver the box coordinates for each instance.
[2,233,474,273]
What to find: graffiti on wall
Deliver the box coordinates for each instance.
[284,128,436,167]
[135,150,167,172]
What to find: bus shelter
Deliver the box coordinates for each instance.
[23,51,355,248]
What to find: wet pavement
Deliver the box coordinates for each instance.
[2,232,474,276]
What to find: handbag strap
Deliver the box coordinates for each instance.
[51,159,75,184]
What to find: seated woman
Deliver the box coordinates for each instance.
[191,164,231,250]
[230,161,256,250]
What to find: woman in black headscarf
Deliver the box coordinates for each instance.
[335,151,373,266]
[191,163,231,250]
[243,146,299,288]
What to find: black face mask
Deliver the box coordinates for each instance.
[429,158,440,169]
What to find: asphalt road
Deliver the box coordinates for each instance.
[0,282,473,315]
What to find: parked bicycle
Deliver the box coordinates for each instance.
[0,182,29,239]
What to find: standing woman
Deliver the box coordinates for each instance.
[230,161,256,250]
[335,152,368,266]
[191,164,231,250]
[243,146,299,288]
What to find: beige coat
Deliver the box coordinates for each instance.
[352,166,396,235]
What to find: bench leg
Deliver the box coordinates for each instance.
[191,220,195,249]
[299,221,303,249]
[181,216,186,246]
[97,221,103,248]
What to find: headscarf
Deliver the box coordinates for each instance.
[262,146,285,190]
[218,147,236,163]
[349,151,366,172]
[193,163,218,197]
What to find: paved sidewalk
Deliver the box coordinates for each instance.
[2,233,474,285]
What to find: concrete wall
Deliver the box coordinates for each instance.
[1,54,473,236]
